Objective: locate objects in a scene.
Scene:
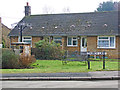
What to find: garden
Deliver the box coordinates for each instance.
[2,60,119,74]
[1,39,119,74]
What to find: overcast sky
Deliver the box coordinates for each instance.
[0,0,119,28]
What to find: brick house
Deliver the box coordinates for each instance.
[0,17,11,48]
[0,17,2,48]
[2,24,11,48]
[9,3,120,59]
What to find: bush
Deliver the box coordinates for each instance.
[2,49,20,69]
[2,48,36,69]
[33,39,65,60]
[19,55,36,68]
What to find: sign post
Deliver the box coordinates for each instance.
[103,51,105,69]
[87,51,107,70]
[87,53,90,69]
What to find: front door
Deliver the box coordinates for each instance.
[81,37,87,52]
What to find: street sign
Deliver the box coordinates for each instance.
[87,52,107,55]
[87,51,107,69]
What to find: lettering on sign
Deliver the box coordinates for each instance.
[87,52,107,55]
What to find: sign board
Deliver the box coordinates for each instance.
[25,46,30,56]
[87,52,107,55]
[0,44,2,48]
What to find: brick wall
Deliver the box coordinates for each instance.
[62,36,80,54]
[117,36,120,59]
[10,36,120,59]
[2,24,11,48]
[32,36,43,48]
[10,36,43,48]
[62,36,67,50]
[10,36,18,43]
[87,36,97,52]
[0,17,2,45]
[87,36,119,59]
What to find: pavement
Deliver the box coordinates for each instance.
[1,71,120,81]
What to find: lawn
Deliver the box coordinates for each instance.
[2,60,119,74]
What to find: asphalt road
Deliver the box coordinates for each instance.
[2,80,119,88]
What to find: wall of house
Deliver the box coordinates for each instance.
[61,36,119,59]
[117,36,120,59]
[2,24,11,48]
[61,36,81,54]
[0,18,2,46]
[10,36,18,43]
[10,36,43,48]
[10,36,120,59]
[63,36,81,53]
[31,36,120,59]
[32,36,43,48]
[87,36,120,59]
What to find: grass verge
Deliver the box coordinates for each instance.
[2,60,119,74]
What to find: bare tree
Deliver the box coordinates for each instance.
[11,22,18,29]
[42,6,54,14]
[63,7,70,13]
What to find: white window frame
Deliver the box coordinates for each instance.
[53,36,62,46]
[18,36,32,47]
[97,36,116,49]
[67,36,78,46]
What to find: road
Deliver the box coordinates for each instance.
[2,80,119,88]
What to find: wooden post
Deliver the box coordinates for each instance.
[87,51,90,69]
[103,51,105,69]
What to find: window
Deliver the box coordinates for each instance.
[67,37,78,46]
[18,36,32,46]
[53,37,62,45]
[97,36,115,48]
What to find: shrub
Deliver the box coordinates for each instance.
[2,48,36,69]
[2,49,20,69]
[33,39,65,60]
[19,55,36,68]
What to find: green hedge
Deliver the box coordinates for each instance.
[2,49,20,69]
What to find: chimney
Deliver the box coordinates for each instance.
[25,2,31,16]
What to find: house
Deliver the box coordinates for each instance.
[2,23,11,48]
[9,3,120,59]
[0,17,2,48]
[0,17,11,48]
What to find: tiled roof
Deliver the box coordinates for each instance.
[9,11,119,36]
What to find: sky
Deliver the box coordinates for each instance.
[0,0,119,28]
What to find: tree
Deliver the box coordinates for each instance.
[97,1,118,12]
[63,7,70,13]
[42,6,54,14]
